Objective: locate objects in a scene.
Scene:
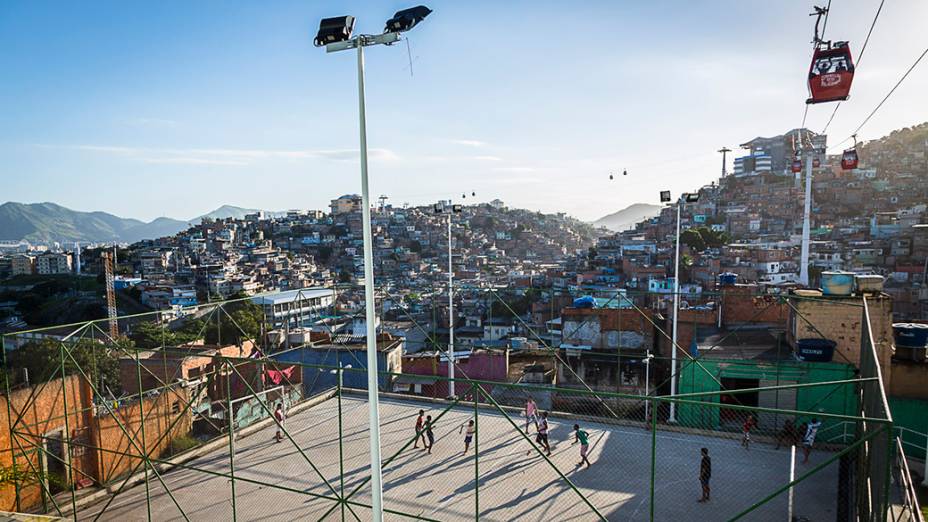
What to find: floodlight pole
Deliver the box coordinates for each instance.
[799,146,813,286]
[447,212,456,397]
[669,198,682,423]
[325,31,400,521]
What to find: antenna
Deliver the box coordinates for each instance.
[717,147,731,177]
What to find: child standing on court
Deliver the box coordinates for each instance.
[573,424,592,467]
[459,419,475,454]
[425,415,435,454]
[802,417,822,463]
[274,403,286,443]
[698,447,711,502]
[524,397,538,433]
[413,409,426,449]
[741,413,757,449]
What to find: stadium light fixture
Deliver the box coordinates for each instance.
[384,6,432,34]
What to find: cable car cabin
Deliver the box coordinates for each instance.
[841,148,859,170]
[791,159,802,173]
[807,42,855,104]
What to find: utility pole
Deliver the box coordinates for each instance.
[447,212,455,398]
[718,147,731,177]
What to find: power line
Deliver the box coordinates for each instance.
[821,0,886,134]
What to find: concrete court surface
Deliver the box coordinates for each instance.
[78,394,840,521]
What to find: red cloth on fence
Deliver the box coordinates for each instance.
[265,365,295,385]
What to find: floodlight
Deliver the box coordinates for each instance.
[452,204,463,213]
[314,16,355,47]
[660,191,671,203]
[684,193,700,203]
[384,6,432,33]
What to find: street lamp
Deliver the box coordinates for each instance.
[433,200,463,398]
[641,352,654,422]
[314,9,430,520]
[661,190,698,423]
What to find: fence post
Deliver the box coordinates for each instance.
[58,343,78,520]
[134,342,152,521]
[338,365,345,522]
[226,360,237,521]
[473,384,479,521]
[649,397,657,522]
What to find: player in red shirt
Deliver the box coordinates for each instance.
[741,413,757,450]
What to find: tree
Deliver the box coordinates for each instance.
[680,229,706,252]
[7,338,126,395]
[204,294,263,346]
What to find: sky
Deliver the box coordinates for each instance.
[1,0,927,222]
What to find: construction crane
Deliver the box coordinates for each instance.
[101,251,118,338]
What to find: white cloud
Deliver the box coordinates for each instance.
[493,166,536,173]
[473,155,502,162]
[44,144,399,165]
[447,139,486,147]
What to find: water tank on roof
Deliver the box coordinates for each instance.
[893,323,928,363]
[854,274,884,294]
[821,272,854,296]
[573,296,595,309]
[719,272,738,286]
[795,338,836,362]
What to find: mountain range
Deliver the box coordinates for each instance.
[592,203,662,231]
[0,202,267,244]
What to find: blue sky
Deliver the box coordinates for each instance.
[2,1,926,222]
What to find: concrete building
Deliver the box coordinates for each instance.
[36,252,73,275]
[10,254,35,276]
[329,194,362,215]
[251,288,334,327]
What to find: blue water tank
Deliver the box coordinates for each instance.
[821,272,854,296]
[893,323,928,348]
[796,338,836,362]
[572,296,595,309]
[719,272,738,286]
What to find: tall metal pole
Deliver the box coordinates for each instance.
[799,146,813,286]
[669,200,681,423]
[356,37,384,521]
[447,213,455,397]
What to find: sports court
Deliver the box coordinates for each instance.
[79,393,840,521]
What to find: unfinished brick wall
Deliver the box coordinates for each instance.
[91,386,191,484]
[787,295,894,388]
[0,375,96,512]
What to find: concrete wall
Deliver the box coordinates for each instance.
[403,350,509,398]
[888,361,928,399]
[787,295,893,388]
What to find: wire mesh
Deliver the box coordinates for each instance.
[0,295,905,521]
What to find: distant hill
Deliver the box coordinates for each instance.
[0,202,268,244]
[592,203,662,231]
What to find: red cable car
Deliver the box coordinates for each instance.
[841,148,858,170]
[807,42,855,104]
[791,159,802,173]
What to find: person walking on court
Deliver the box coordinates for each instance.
[573,423,592,467]
[741,413,757,450]
[698,447,711,502]
[459,419,475,455]
[413,409,427,449]
[801,417,822,463]
[424,415,435,454]
[524,397,539,433]
[528,411,551,456]
[274,403,286,443]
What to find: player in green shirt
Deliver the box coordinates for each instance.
[573,424,592,467]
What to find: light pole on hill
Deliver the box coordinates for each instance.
[313,7,431,520]
[660,190,699,423]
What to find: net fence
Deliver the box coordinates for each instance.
[0,294,909,521]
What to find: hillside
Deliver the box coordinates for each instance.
[592,203,662,231]
[0,203,266,244]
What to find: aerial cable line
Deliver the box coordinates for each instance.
[830,43,928,151]
[821,0,886,134]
